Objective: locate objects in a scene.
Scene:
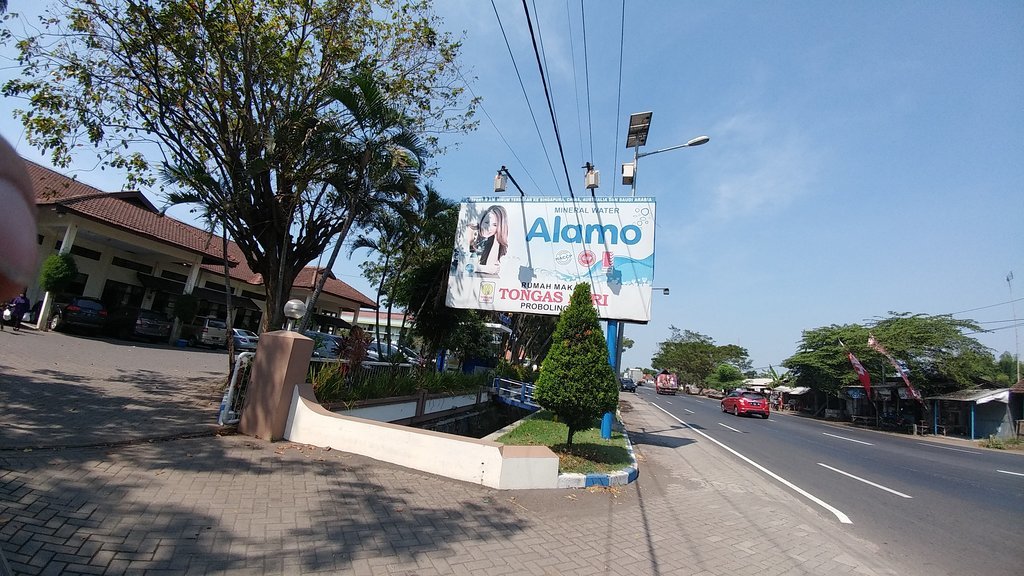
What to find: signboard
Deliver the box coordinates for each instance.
[445,197,656,322]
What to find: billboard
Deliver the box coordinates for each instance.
[445,197,656,322]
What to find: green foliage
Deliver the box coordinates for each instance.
[978,434,1024,450]
[310,361,488,404]
[496,411,632,474]
[532,284,618,446]
[651,327,750,386]
[5,0,476,330]
[783,313,995,397]
[38,252,77,294]
[705,363,745,390]
[995,352,1021,385]
[494,359,536,383]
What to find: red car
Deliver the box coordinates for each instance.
[721,391,770,419]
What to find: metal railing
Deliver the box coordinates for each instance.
[492,377,539,409]
[218,351,255,425]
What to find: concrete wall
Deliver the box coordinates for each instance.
[284,383,559,489]
[337,393,481,423]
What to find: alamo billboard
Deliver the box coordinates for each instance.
[445,197,657,322]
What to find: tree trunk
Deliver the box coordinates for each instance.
[221,226,235,382]
[296,211,357,333]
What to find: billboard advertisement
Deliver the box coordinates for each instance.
[445,197,656,322]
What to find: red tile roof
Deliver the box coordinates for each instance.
[27,157,375,308]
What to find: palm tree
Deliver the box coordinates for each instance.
[297,71,427,331]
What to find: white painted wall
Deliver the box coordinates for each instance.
[285,384,559,489]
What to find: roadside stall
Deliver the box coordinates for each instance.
[923,388,1012,439]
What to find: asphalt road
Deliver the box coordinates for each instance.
[631,385,1024,575]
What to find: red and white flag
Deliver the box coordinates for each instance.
[868,334,921,401]
[846,350,872,398]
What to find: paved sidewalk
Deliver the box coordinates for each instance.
[1,331,928,575]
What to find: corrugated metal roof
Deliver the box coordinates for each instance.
[924,388,1009,403]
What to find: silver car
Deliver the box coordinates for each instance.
[232,328,259,351]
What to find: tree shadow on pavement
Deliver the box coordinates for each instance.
[0,434,532,575]
[0,368,222,450]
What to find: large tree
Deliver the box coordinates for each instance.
[4,0,475,329]
[651,327,750,386]
[783,313,993,397]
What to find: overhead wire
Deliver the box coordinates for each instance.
[490,0,563,196]
[520,0,575,199]
[611,0,626,196]
[455,68,545,195]
[565,0,586,167]
[580,0,594,163]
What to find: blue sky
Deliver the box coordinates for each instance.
[2,2,1022,372]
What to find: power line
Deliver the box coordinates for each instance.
[455,68,544,195]
[521,0,576,198]
[528,0,569,194]
[565,0,585,166]
[611,0,625,196]
[949,297,1024,316]
[580,0,594,163]
[490,0,563,196]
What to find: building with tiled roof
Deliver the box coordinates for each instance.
[26,157,375,337]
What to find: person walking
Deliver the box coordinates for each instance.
[9,290,30,331]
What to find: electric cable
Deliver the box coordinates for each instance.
[456,68,544,195]
[521,0,576,199]
[580,0,594,163]
[611,0,626,197]
[490,0,563,196]
[565,0,585,166]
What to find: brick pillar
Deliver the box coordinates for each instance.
[238,330,314,441]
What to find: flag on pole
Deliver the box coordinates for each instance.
[840,339,872,398]
[868,334,921,401]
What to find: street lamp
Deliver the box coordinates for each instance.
[608,112,708,374]
[622,111,709,196]
[283,299,306,331]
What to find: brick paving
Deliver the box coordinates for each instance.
[1,330,929,575]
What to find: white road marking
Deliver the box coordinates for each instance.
[996,469,1024,477]
[718,422,742,433]
[822,432,873,446]
[916,443,982,455]
[817,463,913,499]
[693,399,704,403]
[649,403,852,524]
[683,409,694,414]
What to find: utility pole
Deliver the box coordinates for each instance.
[1008,271,1020,383]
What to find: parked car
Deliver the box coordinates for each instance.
[49,296,108,334]
[182,316,228,348]
[106,307,172,342]
[232,328,259,352]
[302,330,342,358]
[366,341,416,363]
[620,378,637,393]
[721,390,770,419]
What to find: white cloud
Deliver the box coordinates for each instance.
[703,113,822,219]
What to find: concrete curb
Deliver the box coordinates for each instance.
[483,408,641,489]
[557,410,639,488]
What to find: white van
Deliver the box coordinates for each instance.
[184,317,228,348]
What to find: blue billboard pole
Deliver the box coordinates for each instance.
[603,320,620,439]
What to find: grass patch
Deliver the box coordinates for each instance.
[497,410,633,474]
[978,435,1024,450]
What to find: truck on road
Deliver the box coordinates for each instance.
[655,370,679,395]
